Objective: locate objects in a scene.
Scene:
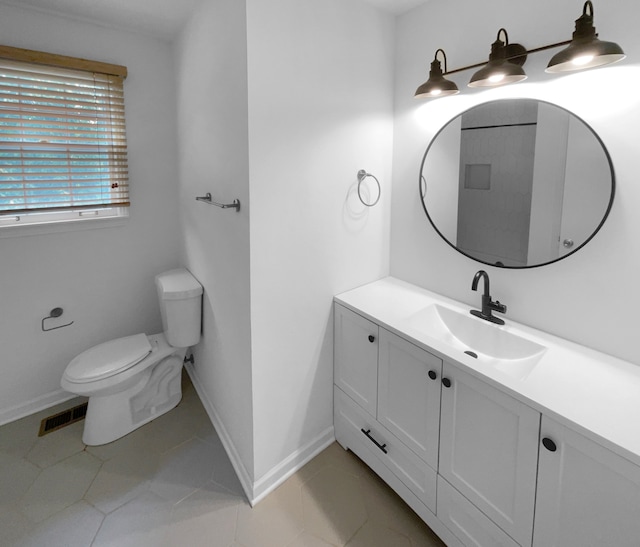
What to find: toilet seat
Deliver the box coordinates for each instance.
[63,333,152,383]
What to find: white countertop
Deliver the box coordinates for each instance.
[335,276,640,467]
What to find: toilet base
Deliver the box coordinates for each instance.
[82,350,186,446]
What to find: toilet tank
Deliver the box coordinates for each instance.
[155,268,203,348]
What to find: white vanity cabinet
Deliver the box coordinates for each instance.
[333,303,540,547]
[334,278,640,547]
[334,304,442,514]
[438,363,540,547]
[533,416,640,547]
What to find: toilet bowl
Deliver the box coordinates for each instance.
[61,268,203,446]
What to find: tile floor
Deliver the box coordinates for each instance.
[0,372,445,547]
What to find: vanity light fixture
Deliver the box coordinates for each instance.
[546,0,625,73]
[468,29,527,88]
[415,0,624,99]
[414,49,460,98]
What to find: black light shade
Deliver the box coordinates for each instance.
[546,1,625,73]
[468,29,527,88]
[415,49,459,98]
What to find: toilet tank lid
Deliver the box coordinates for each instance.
[64,333,152,383]
[155,268,203,300]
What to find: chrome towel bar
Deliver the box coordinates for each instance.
[195,192,240,211]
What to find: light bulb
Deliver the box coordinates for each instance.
[488,73,505,83]
[571,54,595,66]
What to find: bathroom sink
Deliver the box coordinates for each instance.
[405,304,547,379]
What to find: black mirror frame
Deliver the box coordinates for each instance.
[419,98,616,269]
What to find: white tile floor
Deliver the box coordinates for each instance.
[0,372,445,546]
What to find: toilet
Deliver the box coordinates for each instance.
[61,268,203,446]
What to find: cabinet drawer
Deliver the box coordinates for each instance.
[334,386,436,513]
[437,476,520,547]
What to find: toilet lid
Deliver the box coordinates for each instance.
[64,333,152,383]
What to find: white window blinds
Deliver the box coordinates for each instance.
[0,49,128,218]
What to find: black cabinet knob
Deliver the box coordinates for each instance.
[428,370,437,380]
[542,437,557,452]
[368,335,375,343]
[442,378,452,388]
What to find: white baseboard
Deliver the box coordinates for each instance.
[251,424,335,506]
[184,363,255,501]
[0,388,77,427]
[184,363,335,506]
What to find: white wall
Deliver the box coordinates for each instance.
[0,4,182,423]
[246,0,394,493]
[174,0,255,487]
[175,0,394,502]
[391,0,640,364]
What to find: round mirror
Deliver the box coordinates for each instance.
[420,98,615,268]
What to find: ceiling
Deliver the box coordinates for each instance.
[1,0,204,39]
[0,0,429,40]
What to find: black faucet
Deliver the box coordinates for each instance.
[470,270,507,325]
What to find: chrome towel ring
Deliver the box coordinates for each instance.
[357,170,381,207]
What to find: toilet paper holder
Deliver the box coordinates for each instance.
[42,307,74,332]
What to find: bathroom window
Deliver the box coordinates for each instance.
[0,46,129,230]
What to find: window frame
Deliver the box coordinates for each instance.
[0,45,129,232]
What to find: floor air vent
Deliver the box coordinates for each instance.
[38,402,88,436]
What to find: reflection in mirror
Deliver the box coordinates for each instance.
[420,99,614,268]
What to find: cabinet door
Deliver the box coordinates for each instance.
[378,329,442,470]
[334,304,379,417]
[437,476,520,547]
[534,416,640,547]
[439,363,540,547]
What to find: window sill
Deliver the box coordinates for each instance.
[0,214,129,239]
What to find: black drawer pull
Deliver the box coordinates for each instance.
[361,428,388,454]
[368,335,376,343]
[442,377,452,388]
[428,370,437,380]
[542,437,557,452]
